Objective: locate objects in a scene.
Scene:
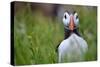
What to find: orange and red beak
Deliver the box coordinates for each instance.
[69,16,75,31]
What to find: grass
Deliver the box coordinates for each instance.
[14,6,97,65]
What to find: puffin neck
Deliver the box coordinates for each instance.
[64,27,81,40]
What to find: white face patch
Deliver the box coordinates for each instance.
[74,12,79,26]
[63,12,70,26]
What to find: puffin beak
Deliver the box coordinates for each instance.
[69,16,74,31]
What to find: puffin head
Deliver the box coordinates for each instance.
[63,11,79,32]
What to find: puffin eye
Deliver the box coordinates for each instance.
[76,15,78,19]
[74,12,78,19]
[63,12,70,26]
[73,12,79,26]
[64,15,67,19]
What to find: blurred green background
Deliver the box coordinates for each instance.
[13,2,97,65]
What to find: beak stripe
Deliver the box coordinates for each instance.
[69,16,74,31]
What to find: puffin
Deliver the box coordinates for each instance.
[57,11,88,63]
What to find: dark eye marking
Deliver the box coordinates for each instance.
[76,15,78,19]
[64,15,67,19]
[73,11,78,19]
[73,11,76,14]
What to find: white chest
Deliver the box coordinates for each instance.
[58,33,88,62]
